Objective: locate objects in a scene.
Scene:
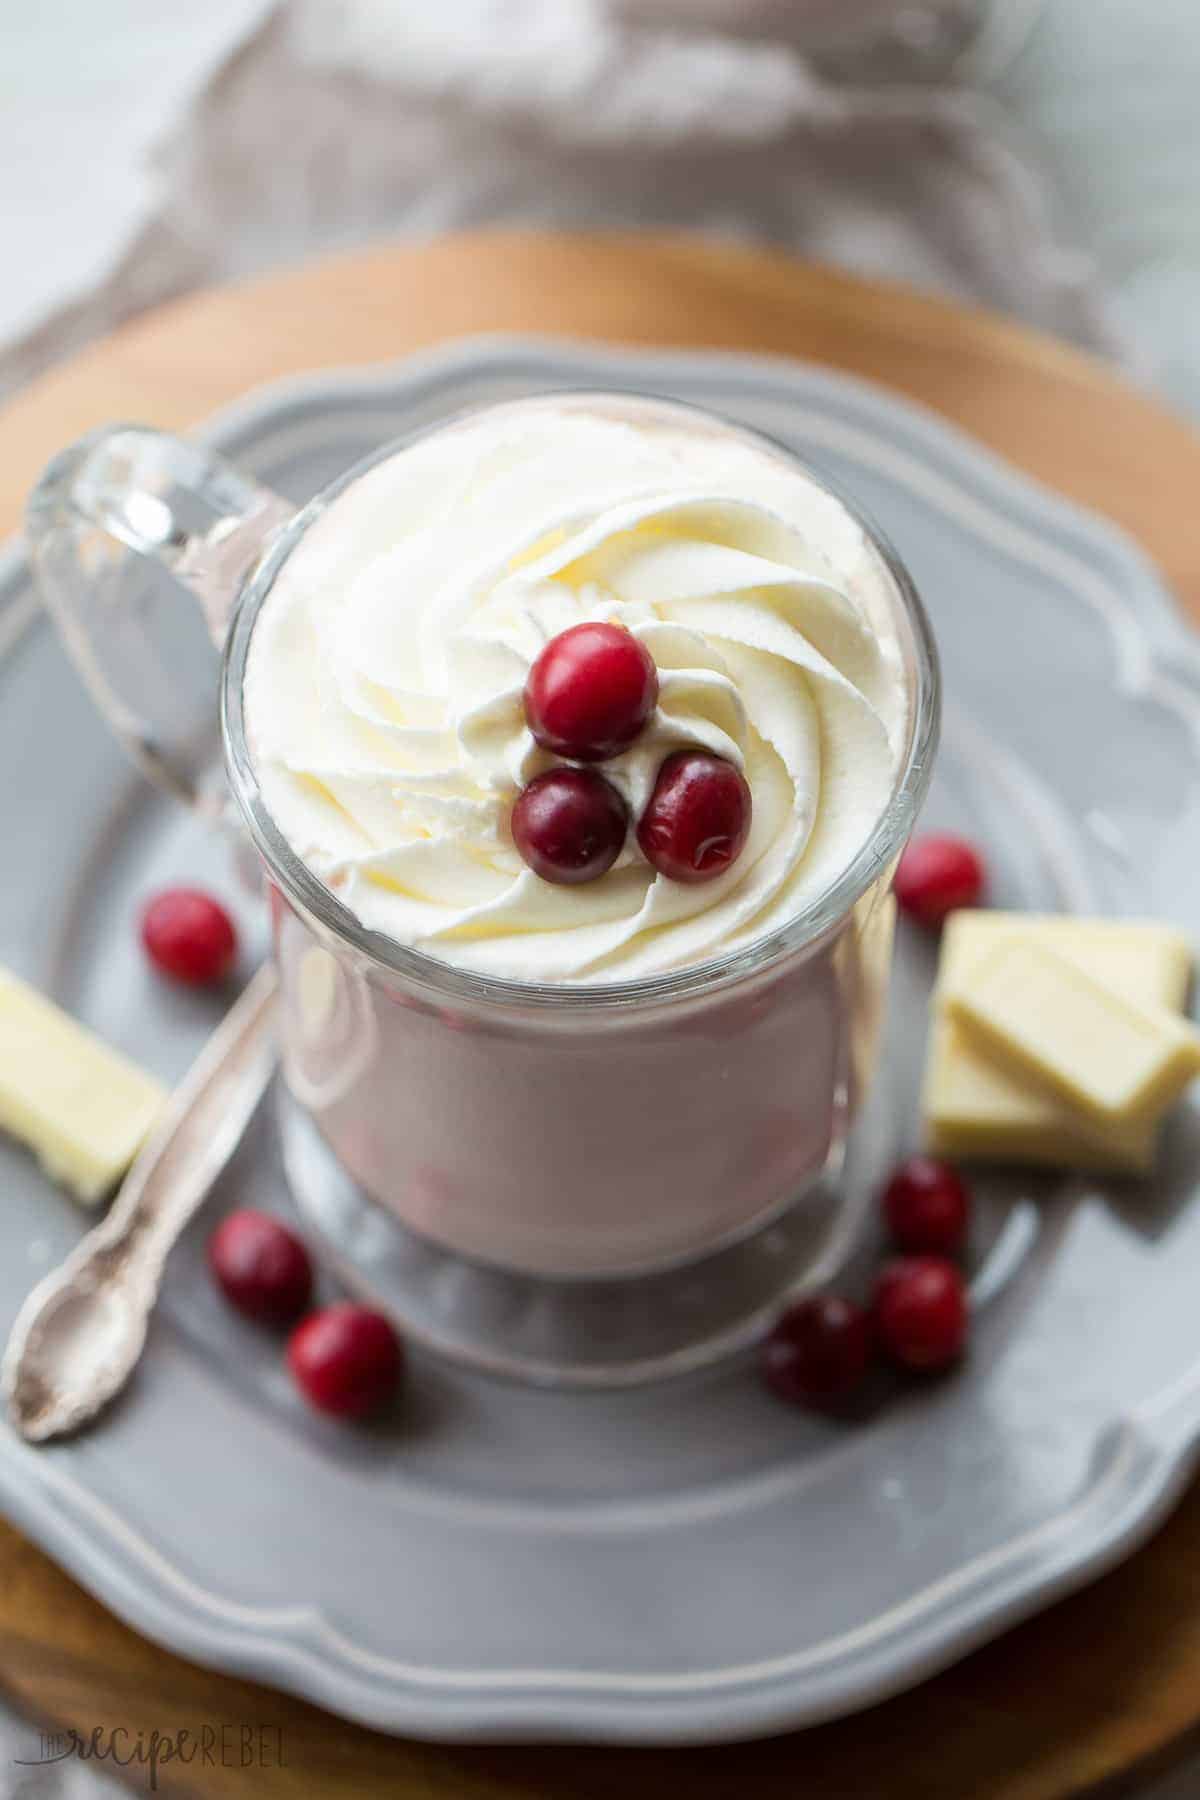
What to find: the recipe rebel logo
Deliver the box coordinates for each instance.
[15,1720,286,1790]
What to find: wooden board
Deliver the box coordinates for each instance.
[3,231,1200,1799]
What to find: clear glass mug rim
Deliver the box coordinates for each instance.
[220,389,941,1013]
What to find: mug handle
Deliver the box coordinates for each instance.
[27,425,293,813]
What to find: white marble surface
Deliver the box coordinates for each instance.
[11,0,1200,402]
[0,0,1125,399]
[8,1,1200,415]
[0,0,269,346]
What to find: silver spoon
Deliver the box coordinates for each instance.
[3,963,279,1442]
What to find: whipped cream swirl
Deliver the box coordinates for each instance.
[244,398,908,982]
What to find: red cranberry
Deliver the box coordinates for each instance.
[638,751,752,884]
[511,767,628,885]
[873,1257,968,1372]
[894,834,986,927]
[882,1156,971,1256]
[761,1294,873,1409]
[524,622,658,762]
[141,887,238,986]
[287,1304,404,1419]
[207,1209,313,1326]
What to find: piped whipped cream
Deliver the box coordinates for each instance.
[244,396,909,983]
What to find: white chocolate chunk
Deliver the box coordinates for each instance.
[935,913,1193,1010]
[946,940,1200,1125]
[926,1014,1157,1173]
[922,913,1194,1172]
[0,968,166,1203]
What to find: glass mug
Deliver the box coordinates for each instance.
[28,397,939,1385]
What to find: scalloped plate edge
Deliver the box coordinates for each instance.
[1,336,1199,1743]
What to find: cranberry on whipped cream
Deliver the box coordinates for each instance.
[244,396,909,984]
[511,766,628,886]
[524,619,658,762]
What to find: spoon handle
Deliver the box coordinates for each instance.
[109,961,280,1268]
[3,963,279,1441]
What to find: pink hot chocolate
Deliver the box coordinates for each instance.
[244,396,923,1279]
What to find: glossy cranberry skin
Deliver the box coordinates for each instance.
[637,751,752,885]
[524,622,658,762]
[761,1294,873,1409]
[141,887,238,986]
[207,1209,313,1327]
[287,1305,404,1419]
[511,767,628,885]
[894,834,986,927]
[882,1156,971,1256]
[874,1257,968,1372]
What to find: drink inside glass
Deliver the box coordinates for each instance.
[30,392,938,1383]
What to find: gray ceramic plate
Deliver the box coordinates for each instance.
[2,339,1199,1745]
